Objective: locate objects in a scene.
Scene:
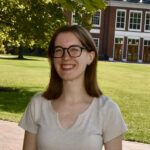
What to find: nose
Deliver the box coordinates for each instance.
[62,49,71,59]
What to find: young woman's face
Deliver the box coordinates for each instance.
[53,32,95,81]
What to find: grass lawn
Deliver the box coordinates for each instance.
[0,55,150,143]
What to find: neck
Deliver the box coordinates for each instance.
[59,79,90,103]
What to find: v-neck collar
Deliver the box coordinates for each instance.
[49,98,96,131]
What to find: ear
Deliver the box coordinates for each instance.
[87,51,95,65]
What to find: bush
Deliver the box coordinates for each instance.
[99,53,109,61]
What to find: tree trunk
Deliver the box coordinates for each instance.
[18,45,24,59]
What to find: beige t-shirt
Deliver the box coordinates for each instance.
[19,93,128,150]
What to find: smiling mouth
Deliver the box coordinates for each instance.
[61,64,75,70]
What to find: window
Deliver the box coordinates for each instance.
[92,11,101,27]
[116,10,126,30]
[129,11,142,31]
[72,12,79,24]
[144,40,150,46]
[72,11,101,27]
[115,37,124,44]
[145,12,150,31]
[93,38,99,50]
[128,39,139,45]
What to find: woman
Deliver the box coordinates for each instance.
[19,25,128,150]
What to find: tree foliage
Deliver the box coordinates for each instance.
[0,0,106,51]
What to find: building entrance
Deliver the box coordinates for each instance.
[114,38,124,61]
[127,39,139,62]
[143,40,150,63]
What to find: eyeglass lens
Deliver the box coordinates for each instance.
[53,45,84,58]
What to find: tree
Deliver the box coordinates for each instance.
[0,0,106,59]
[55,0,106,29]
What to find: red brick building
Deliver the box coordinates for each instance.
[71,0,150,63]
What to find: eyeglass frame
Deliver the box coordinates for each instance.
[52,45,86,58]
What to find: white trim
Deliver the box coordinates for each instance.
[106,1,150,9]
[115,31,150,38]
[115,35,124,39]
[144,38,150,41]
[122,58,127,62]
[115,9,127,30]
[109,57,114,61]
[138,59,143,63]
[144,11,150,32]
[90,29,100,33]
[128,10,142,32]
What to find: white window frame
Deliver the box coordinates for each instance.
[71,12,78,25]
[144,11,150,32]
[128,10,142,31]
[92,11,101,27]
[115,9,126,30]
[144,39,150,46]
[93,38,99,50]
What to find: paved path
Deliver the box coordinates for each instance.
[0,120,150,150]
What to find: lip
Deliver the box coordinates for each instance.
[61,64,76,70]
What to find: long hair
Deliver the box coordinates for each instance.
[42,25,102,100]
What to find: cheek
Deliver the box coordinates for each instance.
[80,54,90,66]
[53,59,61,72]
[53,58,60,66]
[77,58,89,72]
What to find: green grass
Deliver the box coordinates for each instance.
[97,62,150,143]
[0,55,49,121]
[0,55,150,143]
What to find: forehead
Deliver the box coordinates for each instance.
[55,32,82,47]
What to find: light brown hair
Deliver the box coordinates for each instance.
[42,25,102,100]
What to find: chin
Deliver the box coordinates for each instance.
[60,73,84,82]
[61,76,76,81]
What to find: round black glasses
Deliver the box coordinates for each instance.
[52,45,85,58]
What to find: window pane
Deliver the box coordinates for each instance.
[92,11,100,25]
[129,11,141,30]
[145,13,150,31]
[116,10,125,29]
[93,38,99,49]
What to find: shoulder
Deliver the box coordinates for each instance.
[95,95,122,118]
[29,92,47,107]
[97,95,119,111]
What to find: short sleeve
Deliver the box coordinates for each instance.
[18,93,42,134]
[102,98,128,143]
